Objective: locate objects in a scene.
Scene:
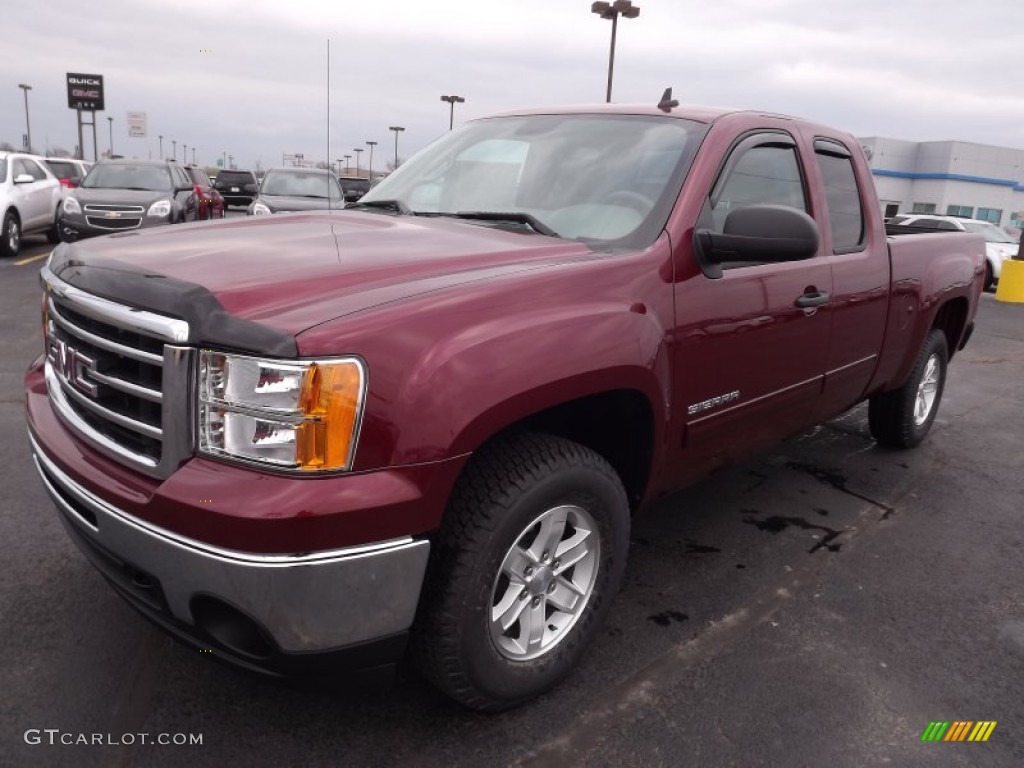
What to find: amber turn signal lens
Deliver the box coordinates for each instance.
[296,362,364,470]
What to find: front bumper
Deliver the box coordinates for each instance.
[29,432,430,670]
[59,214,172,242]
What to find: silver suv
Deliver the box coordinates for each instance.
[0,152,62,257]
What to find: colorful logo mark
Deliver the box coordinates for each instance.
[921,721,997,742]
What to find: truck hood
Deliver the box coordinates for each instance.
[50,210,593,337]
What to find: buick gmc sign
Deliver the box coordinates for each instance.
[66,73,104,111]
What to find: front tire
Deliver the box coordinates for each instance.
[414,432,629,711]
[868,329,948,448]
[983,260,995,292]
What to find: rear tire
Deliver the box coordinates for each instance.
[868,329,948,448]
[413,432,629,711]
[46,207,61,244]
[1,210,20,258]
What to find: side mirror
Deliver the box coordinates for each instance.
[694,204,820,278]
[14,173,35,184]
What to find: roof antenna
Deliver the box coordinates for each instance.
[658,87,678,113]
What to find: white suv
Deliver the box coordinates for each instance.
[0,152,63,258]
[889,213,1018,291]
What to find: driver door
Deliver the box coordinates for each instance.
[670,132,833,480]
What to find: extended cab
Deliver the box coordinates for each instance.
[25,102,985,711]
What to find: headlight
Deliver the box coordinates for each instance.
[147,199,172,217]
[62,196,81,215]
[252,202,272,216]
[198,351,366,472]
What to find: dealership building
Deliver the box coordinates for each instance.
[858,136,1024,228]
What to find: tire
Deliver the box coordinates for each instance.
[1,210,20,258]
[868,329,948,448]
[983,261,994,292]
[414,432,630,711]
[46,207,61,244]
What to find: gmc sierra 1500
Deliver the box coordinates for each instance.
[26,100,985,711]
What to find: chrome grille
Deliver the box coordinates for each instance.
[83,204,145,231]
[42,266,194,478]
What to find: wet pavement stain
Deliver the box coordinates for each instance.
[684,540,722,554]
[741,513,844,553]
[648,610,689,626]
[813,508,829,517]
[785,460,896,519]
[735,564,746,569]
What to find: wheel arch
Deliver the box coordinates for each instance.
[931,296,969,361]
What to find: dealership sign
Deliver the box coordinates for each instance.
[66,73,104,111]
[126,111,147,138]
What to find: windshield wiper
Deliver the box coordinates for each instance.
[346,199,411,215]
[450,211,560,238]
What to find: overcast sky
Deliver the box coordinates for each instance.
[3,0,1024,172]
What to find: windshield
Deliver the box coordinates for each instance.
[81,164,172,191]
[961,221,1017,243]
[261,171,343,199]
[360,114,707,246]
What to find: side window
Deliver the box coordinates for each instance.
[814,145,864,253]
[12,159,31,179]
[21,159,48,180]
[709,144,806,232]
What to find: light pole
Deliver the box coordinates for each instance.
[336,158,344,176]
[172,140,177,161]
[440,95,465,130]
[222,151,227,169]
[183,144,188,164]
[343,154,351,174]
[107,116,113,157]
[192,147,196,164]
[159,135,164,159]
[389,126,405,169]
[366,140,377,177]
[353,148,363,175]
[17,84,32,152]
[591,0,640,103]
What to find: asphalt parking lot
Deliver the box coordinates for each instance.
[1,236,1022,767]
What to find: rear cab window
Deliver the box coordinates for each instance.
[813,139,865,253]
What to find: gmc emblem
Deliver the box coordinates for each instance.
[47,336,99,397]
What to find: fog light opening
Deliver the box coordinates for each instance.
[190,595,276,659]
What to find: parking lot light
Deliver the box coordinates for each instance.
[389,126,405,169]
[107,116,113,157]
[440,95,465,130]
[353,148,363,175]
[591,0,640,103]
[343,154,351,174]
[366,141,377,177]
[18,84,32,152]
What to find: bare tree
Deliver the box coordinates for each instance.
[0,141,16,152]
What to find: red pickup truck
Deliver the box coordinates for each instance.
[26,101,985,711]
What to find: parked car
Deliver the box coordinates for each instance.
[338,176,371,203]
[0,151,62,257]
[27,101,984,711]
[58,159,199,242]
[43,158,92,190]
[185,165,225,220]
[888,213,1017,290]
[248,168,345,214]
[213,169,259,208]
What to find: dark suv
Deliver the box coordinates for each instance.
[58,159,199,242]
[214,169,259,208]
[339,176,371,203]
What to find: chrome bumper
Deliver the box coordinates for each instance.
[29,433,430,653]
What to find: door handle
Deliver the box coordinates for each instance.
[794,291,830,308]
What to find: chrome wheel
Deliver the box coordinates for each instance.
[489,504,600,661]
[914,353,940,426]
[7,217,19,254]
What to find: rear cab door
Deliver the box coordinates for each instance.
[666,116,833,481]
[798,131,890,421]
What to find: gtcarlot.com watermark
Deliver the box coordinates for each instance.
[24,729,203,746]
